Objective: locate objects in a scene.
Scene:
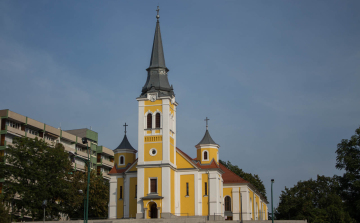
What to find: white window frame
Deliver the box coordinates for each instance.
[119,155,125,165]
[149,148,157,156]
[149,177,158,194]
[202,150,209,161]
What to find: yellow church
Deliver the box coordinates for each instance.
[108,9,268,221]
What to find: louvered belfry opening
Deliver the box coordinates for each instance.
[155,113,161,128]
[150,179,157,193]
[147,113,152,129]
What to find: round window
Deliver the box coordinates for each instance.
[149,148,157,156]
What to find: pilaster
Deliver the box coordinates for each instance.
[108,175,117,219]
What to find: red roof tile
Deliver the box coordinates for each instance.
[220,163,249,184]
[109,159,138,175]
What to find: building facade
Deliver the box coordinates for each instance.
[0,109,114,185]
[108,12,268,221]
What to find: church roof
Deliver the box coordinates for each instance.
[219,163,249,184]
[114,134,136,151]
[197,130,218,145]
[140,11,174,98]
[109,158,138,174]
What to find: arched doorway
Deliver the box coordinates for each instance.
[148,202,158,219]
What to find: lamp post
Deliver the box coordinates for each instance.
[42,200,47,223]
[69,137,90,223]
[271,179,274,223]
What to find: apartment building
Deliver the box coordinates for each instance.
[0,109,114,187]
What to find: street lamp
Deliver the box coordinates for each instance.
[69,137,90,223]
[271,179,274,223]
[42,200,47,223]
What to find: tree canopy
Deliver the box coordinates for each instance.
[0,136,109,221]
[336,126,360,222]
[275,175,354,223]
[219,160,267,200]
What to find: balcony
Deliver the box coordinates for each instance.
[7,126,25,136]
[102,159,114,168]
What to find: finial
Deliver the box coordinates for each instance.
[204,117,210,130]
[156,6,160,20]
[123,123,128,135]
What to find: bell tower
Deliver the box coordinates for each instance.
[136,7,177,219]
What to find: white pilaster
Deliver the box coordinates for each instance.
[162,99,170,163]
[138,101,145,164]
[175,171,180,215]
[108,175,117,219]
[240,186,250,220]
[136,168,145,218]
[232,187,240,220]
[208,171,218,216]
[162,166,171,213]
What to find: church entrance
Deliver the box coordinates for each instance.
[149,202,158,219]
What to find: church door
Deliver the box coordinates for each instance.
[150,203,158,218]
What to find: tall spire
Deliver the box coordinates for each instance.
[140,7,174,98]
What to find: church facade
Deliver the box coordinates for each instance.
[108,10,268,221]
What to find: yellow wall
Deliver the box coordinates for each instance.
[171,169,175,214]
[170,137,174,164]
[145,99,162,106]
[144,105,162,114]
[128,163,138,172]
[117,178,124,218]
[196,147,218,164]
[180,174,195,216]
[202,173,209,216]
[129,177,137,218]
[176,151,195,169]
[114,152,136,168]
[144,167,162,196]
[144,142,162,162]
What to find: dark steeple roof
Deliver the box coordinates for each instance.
[140,9,174,98]
[197,130,218,145]
[115,134,136,151]
[149,20,166,69]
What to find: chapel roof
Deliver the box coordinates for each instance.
[114,134,136,151]
[197,129,218,145]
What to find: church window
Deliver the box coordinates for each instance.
[225,196,231,211]
[186,182,189,196]
[119,155,125,165]
[135,185,137,198]
[147,113,152,129]
[204,182,208,195]
[155,113,161,128]
[149,148,157,156]
[150,179,157,193]
[120,186,123,199]
[203,151,208,161]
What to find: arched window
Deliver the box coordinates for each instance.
[204,151,208,160]
[225,196,231,211]
[155,113,161,128]
[119,156,124,165]
[147,113,152,129]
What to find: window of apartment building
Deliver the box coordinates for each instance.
[6,120,21,129]
[186,182,189,196]
[120,186,123,199]
[204,182,208,196]
[150,179,157,193]
[45,135,54,141]
[25,128,39,136]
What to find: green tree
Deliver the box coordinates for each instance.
[220,160,267,200]
[64,168,109,220]
[275,175,354,223]
[336,126,360,222]
[0,137,73,220]
[0,195,11,223]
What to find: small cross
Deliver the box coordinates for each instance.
[123,123,128,135]
[204,117,210,130]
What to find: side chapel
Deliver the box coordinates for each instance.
[108,8,268,221]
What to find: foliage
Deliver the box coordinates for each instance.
[336,126,360,222]
[275,175,354,223]
[219,160,267,200]
[64,168,109,220]
[0,195,11,223]
[0,137,73,220]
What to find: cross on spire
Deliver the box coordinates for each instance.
[123,123,128,135]
[156,6,160,20]
[204,117,210,130]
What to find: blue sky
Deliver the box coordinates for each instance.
[1,0,360,208]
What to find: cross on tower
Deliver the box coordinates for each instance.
[204,117,209,130]
[123,123,128,135]
[156,6,160,20]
